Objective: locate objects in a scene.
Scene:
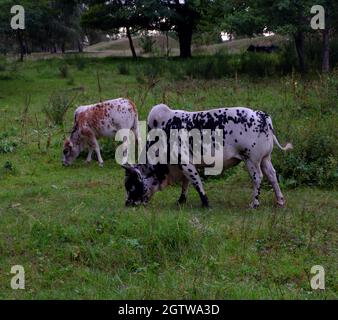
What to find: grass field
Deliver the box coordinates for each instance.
[0,56,337,299]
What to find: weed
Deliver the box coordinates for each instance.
[117,63,130,75]
[59,64,70,78]
[43,90,77,126]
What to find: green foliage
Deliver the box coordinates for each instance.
[64,55,87,71]
[274,125,337,188]
[139,34,157,54]
[135,63,164,85]
[0,57,337,300]
[117,63,130,75]
[0,161,17,178]
[43,90,76,126]
[0,139,17,154]
[58,64,70,78]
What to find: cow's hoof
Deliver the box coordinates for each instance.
[99,162,104,167]
[177,195,187,205]
[276,202,285,208]
[200,194,209,208]
[201,201,210,209]
[250,202,260,209]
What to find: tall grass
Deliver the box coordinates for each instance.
[0,57,337,300]
[43,90,77,126]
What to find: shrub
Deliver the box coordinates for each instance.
[0,139,17,154]
[181,53,234,79]
[0,58,6,72]
[71,55,87,70]
[318,71,338,113]
[58,64,69,78]
[0,161,17,178]
[273,121,337,188]
[140,34,156,54]
[239,52,280,77]
[135,62,163,85]
[117,63,130,75]
[43,91,77,126]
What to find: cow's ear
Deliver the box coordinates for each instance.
[122,165,142,182]
[64,139,73,149]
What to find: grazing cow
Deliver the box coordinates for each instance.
[123,104,292,208]
[63,98,139,166]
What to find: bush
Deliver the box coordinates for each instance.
[0,139,17,154]
[58,64,70,78]
[239,52,281,77]
[135,62,164,85]
[117,63,130,75]
[0,161,17,178]
[139,34,156,54]
[176,53,234,80]
[64,54,87,70]
[273,121,337,188]
[318,71,338,113]
[0,58,6,72]
[164,51,292,80]
[43,91,77,126]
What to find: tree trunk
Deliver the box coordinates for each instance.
[294,31,305,73]
[177,26,193,58]
[78,39,83,53]
[166,31,170,57]
[61,41,66,54]
[17,30,24,62]
[126,27,137,59]
[322,28,330,73]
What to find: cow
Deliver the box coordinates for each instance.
[123,104,292,208]
[63,98,139,167]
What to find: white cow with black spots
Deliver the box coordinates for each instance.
[123,104,292,208]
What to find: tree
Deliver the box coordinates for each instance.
[149,0,220,58]
[0,0,53,61]
[82,0,153,58]
[161,0,200,58]
[47,0,84,54]
[222,0,315,73]
[316,1,338,72]
[82,0,221,58]
[0,0,84,60]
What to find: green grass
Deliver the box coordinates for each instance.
[0,57,337,299]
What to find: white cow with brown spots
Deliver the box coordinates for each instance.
[63,98,139,167]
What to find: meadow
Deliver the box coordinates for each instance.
[0,55,337,299]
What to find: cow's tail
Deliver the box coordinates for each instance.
[273,134,293,151]
[132,112,141,152]
[268,116,293,151]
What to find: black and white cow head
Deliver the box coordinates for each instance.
[123,164,167,206]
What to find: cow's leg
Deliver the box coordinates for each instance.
[81,128,104,167]
[178,178,189,204]
[89,138,104,167]
[261,156,285,207]
[245,159,263,209]
[180,164,209,207]
[86,148,93,163]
